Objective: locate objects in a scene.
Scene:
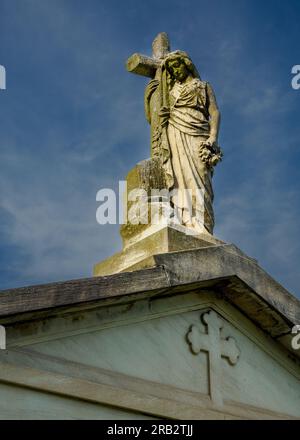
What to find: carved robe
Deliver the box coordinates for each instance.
[167,78,215,233]
[145,62,218,234]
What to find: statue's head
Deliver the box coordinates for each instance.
[164,51,200,84]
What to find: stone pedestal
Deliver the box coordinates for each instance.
[93,224,224,276]
[94,157,223,276]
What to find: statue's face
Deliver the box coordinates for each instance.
[168,59,189,82]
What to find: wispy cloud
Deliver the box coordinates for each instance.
[0,0,299,298]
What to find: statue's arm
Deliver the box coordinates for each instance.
[206,82,221,144]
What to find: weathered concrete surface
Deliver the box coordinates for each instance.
[0,278,299,420]
[1,244,299,342]
[0,245,299,419]
[119,157,167,247]
[152,245,300,338]
[95,225,224,276]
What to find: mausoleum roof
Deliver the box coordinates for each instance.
[0,245,298,355]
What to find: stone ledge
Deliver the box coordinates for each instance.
[94,225,224,277]
[0,244,299,347]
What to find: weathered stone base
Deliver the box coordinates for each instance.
[93,224,225,277]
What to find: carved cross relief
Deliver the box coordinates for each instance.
[186,309,240,407]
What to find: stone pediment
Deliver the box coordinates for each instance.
[0,245,299,419]
[1,244,298,341]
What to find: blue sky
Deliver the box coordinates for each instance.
[0,0,299,298]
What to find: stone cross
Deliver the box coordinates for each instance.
[186,310,240,407]
[126,32,170,78]
[126,33,171,164]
